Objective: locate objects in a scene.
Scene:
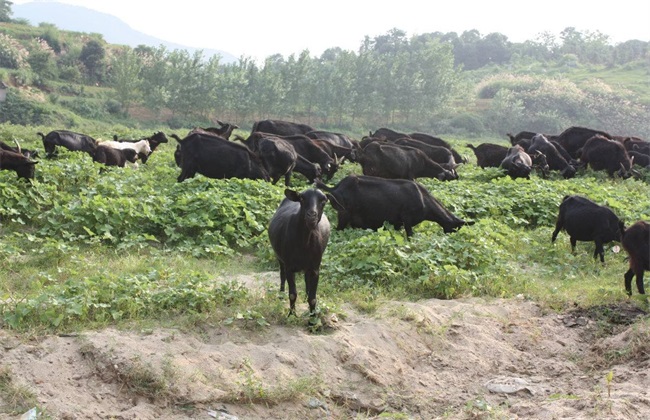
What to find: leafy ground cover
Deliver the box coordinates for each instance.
[1,126,649,330]
[0,124,649,418]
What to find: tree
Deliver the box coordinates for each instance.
[371,28,408,55]
[0,0,13,23]
[253,54,288,118]
[109,47,142,115]
[411,39,460,121]
[313,48,355,126]
[283,50,315,121]
[480,33,512,65]
[79,39,106,83]
[165,49,210,119]
[217,57,257,122]
[612,40,649,64]
[450,30,482,70]
[137,46,171,115]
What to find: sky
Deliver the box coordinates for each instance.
[12,0,650,62]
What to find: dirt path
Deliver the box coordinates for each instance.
[1,296,649,419]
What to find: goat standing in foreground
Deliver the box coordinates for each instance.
[268,188,330,324]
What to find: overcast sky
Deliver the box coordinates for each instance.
[12,0,650,62]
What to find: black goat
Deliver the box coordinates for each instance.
[91,145,138,167]
[551,195,624,263]
[466,143,508,168]
[621,221,649,295]
[268,188,330,324]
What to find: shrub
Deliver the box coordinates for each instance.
[58,65,82,83]
[449,112,485,135]
[0,88,53,125]
[26,38,57,80]
[105,98,123,115]
[0,33,29,70]
[38,24,62,53]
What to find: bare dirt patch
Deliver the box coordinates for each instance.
[1,296,649,419]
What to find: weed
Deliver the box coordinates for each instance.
[605,370,614,397]
[0,366,38,415]
[222,357,322,405]
[121,356,170,400]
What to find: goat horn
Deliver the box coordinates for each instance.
[12,138,21,154]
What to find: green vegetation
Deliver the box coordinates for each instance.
[0,366,39,415]
[0,3,648,334]
[0,13,648,137]
[0,123,648,333]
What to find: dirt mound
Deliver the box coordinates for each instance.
[1,297,649,419]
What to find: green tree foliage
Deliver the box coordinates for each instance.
[164,49,215,119]
[217,57,257,122]
[137,45,171,115]
[109,47,143,115]
[0,0,12,23]
[612,40,649,64]
[560,27,612,65]
[0,22,647,135]
[282,50,315,121]
[79,39,106,83]
[38,23,62,53]
[27,38,57,80]
[254,54,288,118]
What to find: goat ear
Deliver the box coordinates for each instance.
[284,189,301,202]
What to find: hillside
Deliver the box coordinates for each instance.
[1,4,648,138]
[12,1,238,63]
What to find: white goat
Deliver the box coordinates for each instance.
[97,138,151,168]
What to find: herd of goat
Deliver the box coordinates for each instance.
[0,120,648,321]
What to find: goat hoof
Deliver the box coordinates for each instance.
[308,314,322,328]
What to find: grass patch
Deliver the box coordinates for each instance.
[0,366,38,415]
[221,357,323,406]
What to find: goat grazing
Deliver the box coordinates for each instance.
[551,195,624,263]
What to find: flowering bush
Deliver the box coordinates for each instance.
[479,73,650,137]
[0,33,30,70]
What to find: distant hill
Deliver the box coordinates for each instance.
[12,2,238,64]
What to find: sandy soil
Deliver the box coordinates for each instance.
[1,274,649,420]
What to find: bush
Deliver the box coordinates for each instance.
[38,24,62,53]
[477,73,644,136]
[105,99,123,115]
[449,112,485,135]
[26,38,57,80]
[58,65,82,83]
[0,33,29,70]
[166,116,186,129]
[59,98,106,119]
[0,88,53,125]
